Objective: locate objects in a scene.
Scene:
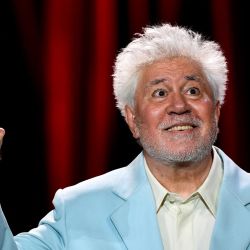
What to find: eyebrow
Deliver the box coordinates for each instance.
[147,75,202,86]
[148,78,167,85]
[184,75,201,81]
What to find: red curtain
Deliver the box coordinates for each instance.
[8,0,245,215]
[43,0,118,200]
[44,0,83,199]
[210,0,238,161]
[84,0,117,179]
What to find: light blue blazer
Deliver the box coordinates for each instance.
[1,147,250,250]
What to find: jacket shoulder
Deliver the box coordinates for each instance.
[216,147,250,204]
[58,166,129,202]
[56,152,145,204]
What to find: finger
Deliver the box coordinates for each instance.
[0,128,5,148]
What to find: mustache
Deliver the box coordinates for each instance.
[158,115,202,130]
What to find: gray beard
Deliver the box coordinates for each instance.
[138,119,218,165]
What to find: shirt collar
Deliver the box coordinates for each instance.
[144,158,167,212]
[197,146,223,215]
[144,146,223,216]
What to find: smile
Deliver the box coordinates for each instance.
[166,125,195,132]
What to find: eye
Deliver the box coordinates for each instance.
[186,87,200,95]
[152,89,168,97]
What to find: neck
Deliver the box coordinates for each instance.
[145,151,213,198]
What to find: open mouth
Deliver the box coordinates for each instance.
[165,124,197,132]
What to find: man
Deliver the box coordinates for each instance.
[1,23,250,250]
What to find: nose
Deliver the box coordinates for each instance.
[165,92,191,115]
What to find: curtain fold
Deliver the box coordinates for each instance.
[84,0,117,179]
[44,0,84,198]
[210,0,238,161]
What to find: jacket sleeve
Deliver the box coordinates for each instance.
[0,189,67,250]
[0,204,18,250]
[14,189,67,250]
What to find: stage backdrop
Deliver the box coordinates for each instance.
[0,0,249,234]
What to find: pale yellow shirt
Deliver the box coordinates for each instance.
[144,147,223,250]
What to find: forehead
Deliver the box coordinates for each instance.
[139,57,206,83]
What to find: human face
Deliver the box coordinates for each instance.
[125,57,220,165]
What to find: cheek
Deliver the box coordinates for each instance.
[194,101,217,125]
[190,97,218,123]
[137,104,165,127]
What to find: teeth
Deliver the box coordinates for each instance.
[168,125,193,131]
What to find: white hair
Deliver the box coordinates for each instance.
[113,23,228,117]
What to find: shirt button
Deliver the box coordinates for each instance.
[168,196,175,203]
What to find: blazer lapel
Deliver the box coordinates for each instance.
[210,148,250,250]
[110,153,163,250]
[210,185,250,250]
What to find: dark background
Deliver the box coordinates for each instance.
[0,0,249,235]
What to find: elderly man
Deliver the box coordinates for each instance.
[1,23,250,250]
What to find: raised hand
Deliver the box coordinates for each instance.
[0,128,5,159]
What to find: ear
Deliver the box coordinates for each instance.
[215,101,221,123]
[124,105,140,139]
